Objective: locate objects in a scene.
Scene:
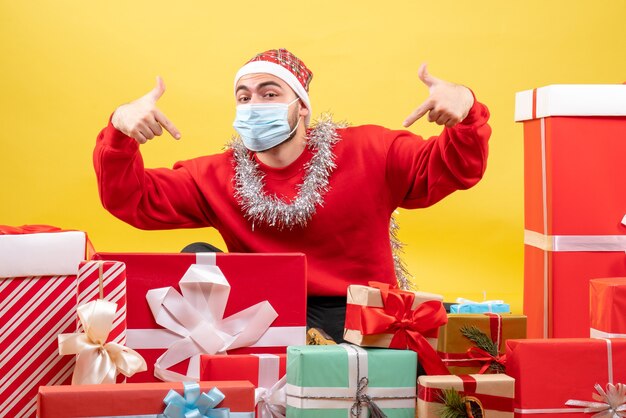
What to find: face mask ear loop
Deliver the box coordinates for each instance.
[287,115,301,137]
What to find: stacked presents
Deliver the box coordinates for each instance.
[1,84,626,417]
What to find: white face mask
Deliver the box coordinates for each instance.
[233,98,300,152]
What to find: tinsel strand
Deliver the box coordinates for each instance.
[390,214,413,290]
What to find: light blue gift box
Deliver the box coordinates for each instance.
[450,298,510,314]
[286,344,416,418]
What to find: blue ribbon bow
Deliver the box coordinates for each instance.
[163,382,231,418]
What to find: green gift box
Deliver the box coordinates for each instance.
[286,344,417,418]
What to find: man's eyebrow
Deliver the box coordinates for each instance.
[258,81,283,90]
[236,81,284,94]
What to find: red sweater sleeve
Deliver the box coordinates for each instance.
[385,94,491,209]
[93,120,213,230]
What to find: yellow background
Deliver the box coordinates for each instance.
[1,1,625,313]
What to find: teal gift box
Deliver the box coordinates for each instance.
[450,298,510,314]
[286,344,416,418]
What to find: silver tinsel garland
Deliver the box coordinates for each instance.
[229,114,411,290]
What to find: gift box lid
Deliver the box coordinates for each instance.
[0,229,87,277]
[514,84,626,121]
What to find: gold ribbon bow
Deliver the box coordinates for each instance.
[58,299,147,384]
[566,383,626,418]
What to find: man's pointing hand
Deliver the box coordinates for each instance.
[111,76,181,144]
[402,64,474,129]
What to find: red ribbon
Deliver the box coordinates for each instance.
[440,313,506,373]
[345,281,449,375]
[465,347,507,374]
[0,225,63,234]
[418,374,513,411]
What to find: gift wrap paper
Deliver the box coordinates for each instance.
[200,354,286,417]
[506,338,626,417]
[0,228,88,418]
[286,344,416,418]
[344,284,443,350]
[417,374,514,417]
[516,84,626,338]
[590,277,626,338]
[437,314,526,375]
[37,380,256,418]
[449,300,510,314]
[92,252,307,382]
[200,354,286,386]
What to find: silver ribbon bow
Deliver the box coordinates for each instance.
[566,383,626,418]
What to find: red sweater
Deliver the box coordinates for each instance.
[94,100,491,296]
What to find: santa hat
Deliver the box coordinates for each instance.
[234,48,313,125]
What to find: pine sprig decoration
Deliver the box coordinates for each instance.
[460,325,505,373]
[439,388,467,418]
[439,388,484,418]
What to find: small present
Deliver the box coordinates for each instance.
[506,337,626,415]
[344,281,449,375]
[417,374,514,417]
[590,277,626,338]
[286,344,416,418]
[58,299,147,385]
[450,298,511,314]
[0,225,89,418]
[200,353,286,418]
[437,313,526,375]
[92,252,307,382]
[37,380,255,418]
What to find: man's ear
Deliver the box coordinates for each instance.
[299,100,309,118]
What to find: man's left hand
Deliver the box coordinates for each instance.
[402,64,474,128]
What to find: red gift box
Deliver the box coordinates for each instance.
[515,84,626,338]
[0,226,89,418]
[590,277,626,338]
[506,337,626,417]
[92,252,307,382]
[37,380,255,418]
[201,354,286,417]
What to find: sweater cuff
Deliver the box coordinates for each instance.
[99,113,139,152]
[459,88,484,126]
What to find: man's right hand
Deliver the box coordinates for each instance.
[111,76,181,144]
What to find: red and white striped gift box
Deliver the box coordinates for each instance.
[76,260,127,346]
[0,227,88,418]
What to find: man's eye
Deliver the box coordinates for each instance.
[265,93,277,98]
[238,97,250,103]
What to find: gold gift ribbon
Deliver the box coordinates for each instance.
[58,299,146,384]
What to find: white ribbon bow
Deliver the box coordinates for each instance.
[566,383,626,418]
[146,262,279,381]
[58,299,147,384]
[256,376,287,418]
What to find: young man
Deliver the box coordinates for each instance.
[94,49,491,342]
